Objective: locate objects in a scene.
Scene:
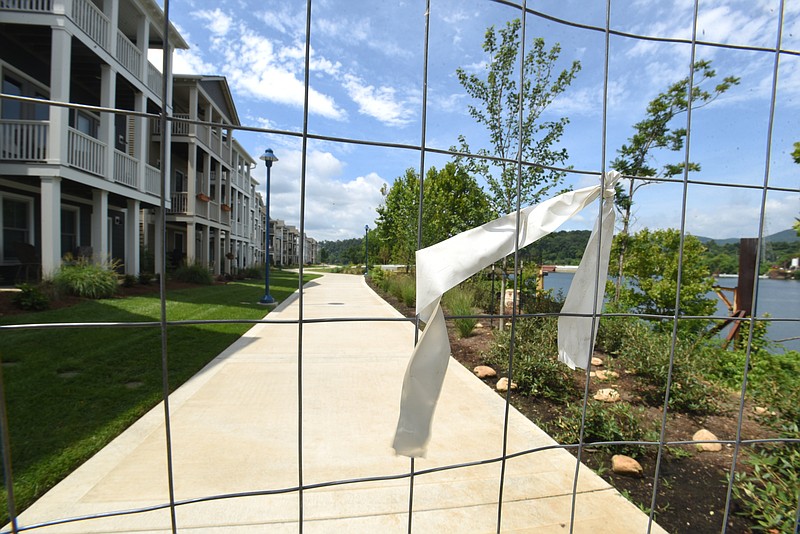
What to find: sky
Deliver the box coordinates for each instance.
[151,0,799,242]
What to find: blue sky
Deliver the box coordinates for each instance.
[152,0,799,242]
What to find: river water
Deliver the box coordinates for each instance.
[541,272,800,353]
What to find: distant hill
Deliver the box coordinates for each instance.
[695,228,798,245]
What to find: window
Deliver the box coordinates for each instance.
[69,109,99,138]
[2,75,48,120]
[2,196,33,262]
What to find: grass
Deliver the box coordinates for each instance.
[0,271,317,523]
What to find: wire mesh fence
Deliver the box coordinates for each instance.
[0,0,799,532]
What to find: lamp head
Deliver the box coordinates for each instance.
[260,148,279,168]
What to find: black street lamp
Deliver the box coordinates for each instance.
[258,148,278,305]
[364,225,369,275]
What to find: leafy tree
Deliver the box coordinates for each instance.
[610,60,740,301]
[454,18,580,217]
[453,18,581,321]
[612,228,716,333]
[375,164,491,267]
[792,141,800,164]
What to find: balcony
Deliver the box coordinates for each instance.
[67,127,105,176]
[0,120,48,161]
[1,0,163,100]
[113,149,137,188]
[168,192,188,214]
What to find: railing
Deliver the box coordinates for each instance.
[145,164,160,195]
[151,113,190,135]
[72,0,109,48]
[195,198,208,219]
[0,120,48,161]
[0,0,52,11]
[67,127,105,176]
[168,192,188,214]
[147,63,162,99]
[116,30,142,77]
[113,149,138,188]
[209,201,220,222]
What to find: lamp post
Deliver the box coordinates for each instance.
[258,148,278,305]
[364,225,369,275]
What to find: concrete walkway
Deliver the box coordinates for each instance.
[11,273,667,533]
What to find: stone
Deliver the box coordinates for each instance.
[595,369,619,381]
[473,365,497,379]
[754,406,768,415]
[593,388,620,403]
[591,357,603,367]
[693,429,722,452]
[611,455,643,477]
[475,322,484,329]
[496,377,517,392]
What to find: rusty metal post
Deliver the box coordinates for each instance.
[735,238,758,316]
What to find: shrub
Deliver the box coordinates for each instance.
[545,401,650,457]
[615,320,715,414]
[733,424,799,533]
[489,317,576,402]
[122,274,137,288]
[443,286,478,338]
[172,263,213,285]
[54,258,118,299]
[11,283,49,311]
[138,272,154,286]
[384,273,415,307]
[240,266,263,279]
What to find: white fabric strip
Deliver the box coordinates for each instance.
[393,171,619,458]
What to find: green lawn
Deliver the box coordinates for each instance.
[0,271,317,523]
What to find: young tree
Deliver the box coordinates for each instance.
[375,169,419,269]
[610,60,740,300]
[453,19,581,321]
[613,228,716,333]
[454,19,581,217]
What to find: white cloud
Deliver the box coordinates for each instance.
[147,49,215,75]
[342,73,414,126]
[262,149,384,241]
[195,8,233,37]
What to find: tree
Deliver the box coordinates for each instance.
[792,141,800,164]
[453,19,581,322]
[610,60,740,301]
[612,228,716,333]
[454,18,581,217]
[374,164,491,267]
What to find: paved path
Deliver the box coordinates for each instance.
[11,273,667,533]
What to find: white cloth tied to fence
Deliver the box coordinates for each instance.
[392,171,620,458]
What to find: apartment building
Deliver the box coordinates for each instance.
[0,0,282,283]
[157,74,262,276]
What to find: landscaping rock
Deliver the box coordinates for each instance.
[593,388,620,402]
[496,377,517,392]
[753,406,768,415]
[693,429,722,452]
[595,369,619,381]
[611,454,643,477]
[473,365,497,379]
[591,356,603,367]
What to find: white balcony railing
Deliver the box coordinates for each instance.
[113,149,138,188]
[147,63,163,98]
[0,0,52,11]
[169,192,188,214]
[209,201,220,222]
[68,128,105,176]
[0,120,48,161]
[116,30,142,77]
[145,164,160,195]
[72,0,109,48]
[151,113,190,136]
[195,198,208,219]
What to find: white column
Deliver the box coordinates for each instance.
[134,92,146,190]
[48,28,71,165]
[125,199,140,275]
[136,14,149,80]
[154,207,164,276]
[103,0,119,57]
[186,221,196,264]
[40,177,62,276]
[200,225,210,268]
[100,65,116,182]
[91,189,109,261]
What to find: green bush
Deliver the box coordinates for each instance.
[240,266,264,279]
[545,401,651,457]
[122,274,137,288]
[443,286,477,338]
[138,272,154,286]
[172,263,213,285]
[614,318,715,414]
[384,273,415,307]
[54,258,119,299]
[733,424,799,533]
[11,283,49,311]
[489,317,577,402]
